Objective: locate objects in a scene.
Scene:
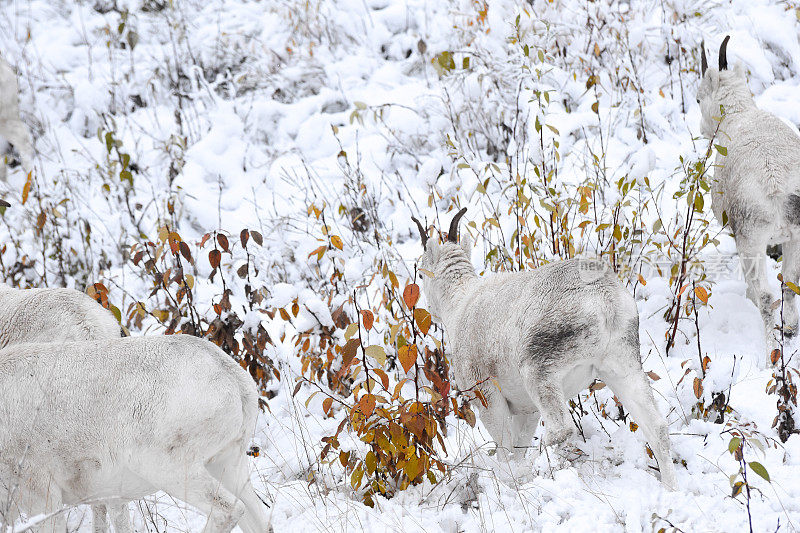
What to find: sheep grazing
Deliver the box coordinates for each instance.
[697,36,800,365]
[0,285,269,532]
[0,335,270,533]
[0,55,33,181]
[411,208,677,489]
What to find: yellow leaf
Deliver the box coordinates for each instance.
[365,345,386,366]
[404,454,421,481]
[344,323,359,341]
[398,345,417,374]
[413,308,432,335]
[694,286,709,303]
[331,235,343,250]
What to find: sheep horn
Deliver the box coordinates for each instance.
[718,35,730,71]
[0,199,9,208]
[447,207,467,243]
[411,216,428,247]
[700,41,708,75]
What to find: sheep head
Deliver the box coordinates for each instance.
[411,207,473,317]
[696,36,752,138]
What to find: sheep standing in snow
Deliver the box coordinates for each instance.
[0,55,33,181]
[0,335,270,533]
[0,285,269,532]
[0,283,130,532]
[412,208,677,489]
[697,36,800,365]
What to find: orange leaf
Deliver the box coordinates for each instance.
[403,284,420,308]
[771,349,781,365]
[694,286,709,303]
[398,344,418,374]
[359,394,376,416]
[413,308,431,335]
[360,310,374,331]
[331,235,343,250]
[307,245,326,260]
[693,377,703,399]
[322,397,333,415]
[373,367,390,390]
[21,172,31,205]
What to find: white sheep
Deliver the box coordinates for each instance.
[0,284,121,348]
[697,36,800,365]
[0,283,130,532]
[0,285,269,532]
[0,55,33,181]
[412,208,677,489]
[0,335,270,533]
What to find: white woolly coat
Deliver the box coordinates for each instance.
[0,336,260,518]
[0,284,120,348]
[698,64,800,242]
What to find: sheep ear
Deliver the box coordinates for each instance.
[460,233,472,257]
[734,62,745,78]
[425,239,440,261]
[707,68,720,88]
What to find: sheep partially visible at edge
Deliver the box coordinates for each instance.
[0,55,33,182]
[0,284,270,533]
[697,36,800,365]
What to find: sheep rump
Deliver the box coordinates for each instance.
[0,335,268,533]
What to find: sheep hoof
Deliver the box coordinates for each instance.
[544,426,573,447]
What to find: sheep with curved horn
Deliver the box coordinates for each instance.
[697,35,800,366]
[0,55,33,182]
[413,207,677,489]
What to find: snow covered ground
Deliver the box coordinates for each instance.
[3,0,800,531]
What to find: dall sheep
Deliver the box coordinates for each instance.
[0,285,269,533]
[0,55,33,181]
[0,283,131,532]
[697,36,800,365]
[412,208,677,489]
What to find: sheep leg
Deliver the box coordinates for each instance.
[525,377,573,447]
[780,239,800,336]
[511,410,540,454]
[206,443,270,533]
[91,504,109,532]
[737,235,778,365]
[476,388,514,458]
[600,366,677,490]
[109,502,133,533]
[148,468,245,533]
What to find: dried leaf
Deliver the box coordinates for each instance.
[398,344,418,374]
[693,377,703,399]
[694,286,709,303]
[360,310,374,330]
[403,284,420,308]
[413,308,431,335]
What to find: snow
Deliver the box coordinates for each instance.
[2,0,800,531]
